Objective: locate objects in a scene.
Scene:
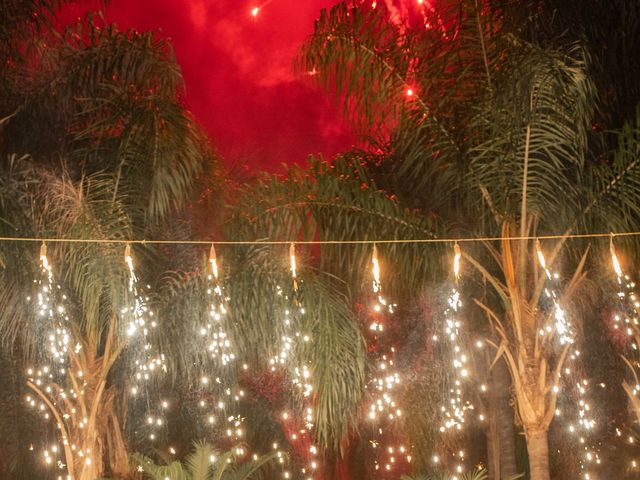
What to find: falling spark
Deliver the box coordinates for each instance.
[536,240,573,345]
[365,245,410,473]
[122,244,166,441]
[439,243,473,433]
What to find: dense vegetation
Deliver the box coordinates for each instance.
[1,1,640,479]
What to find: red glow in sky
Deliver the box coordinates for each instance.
[98,0,354,172]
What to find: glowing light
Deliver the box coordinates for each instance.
[290,243,297,279]
[371,244,381,291]
[200,244,236,367]
[453,242,461,280]
[610,236,623,278]
[536,240,601,477]
[251,6,259,16]
[26,245,79,478]
[536,239,547,272]
[608,237,640,472]
[209,244,219,279]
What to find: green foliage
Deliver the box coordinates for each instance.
[293,0,640,477]
[296,1,498,141]
[131,441,278,480]
[4,14,208,224]
[402,470,523,480]
[401,468,487,480]
[228,157,441,299]
[582,107,640,243]
[0,5,212,352]
[158,244,366,454]
[469,41,595,226]
[0,5,213,477]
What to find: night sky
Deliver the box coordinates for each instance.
[99,0,355,171]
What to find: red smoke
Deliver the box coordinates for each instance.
[100,0,354,172]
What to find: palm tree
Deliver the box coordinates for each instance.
[273,1,640,479]
[158,243,367,478]
[401,469,488,480]
[401,470,523,480]
[132,441,279,480]
[0,5,211,478]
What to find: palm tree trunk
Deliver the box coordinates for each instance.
[494,359,518,478]
[486,416,499,480]
[525,430,550,480]
[485,357,518,480]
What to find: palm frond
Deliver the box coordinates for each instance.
[0,0,72,49]
[229,157,442,299]
[0,155,41,355]
[295,271,366,452]
[469,41,595,226]
[185,440,214,480]
[296,2,411,137]
[401,468,488,480]
[4,14,209,224]
[581,107,640,249]
[71,82,208,222]
[221,450,279,480]
[31,169,132,340]
[131,452,189,480]
[224,245,366,453]
[211,448,238,480]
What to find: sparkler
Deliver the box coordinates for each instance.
[536,240,574,345]
[609,236,640,473]
[202,244,235,366]
[197,244,247,452]
[287,243,319,478]
[122,244,166,441]
[439,243,473,434]
[536,240,600,478]
[264,243,319,478]
[35,242,72,371]
[366,245,410,476]
[25,244,81,477]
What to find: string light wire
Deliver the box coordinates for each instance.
[1,231,640,246]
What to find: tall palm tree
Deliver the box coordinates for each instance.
[0,5,212,478]
[157,241,367,478]
[271,1,640,479]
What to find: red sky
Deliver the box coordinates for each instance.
[99,0,355,172]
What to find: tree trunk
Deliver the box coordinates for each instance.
[494,359,518,478]
[485,354,518,480]
[525,430,550,480]
[486,417,499,480]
